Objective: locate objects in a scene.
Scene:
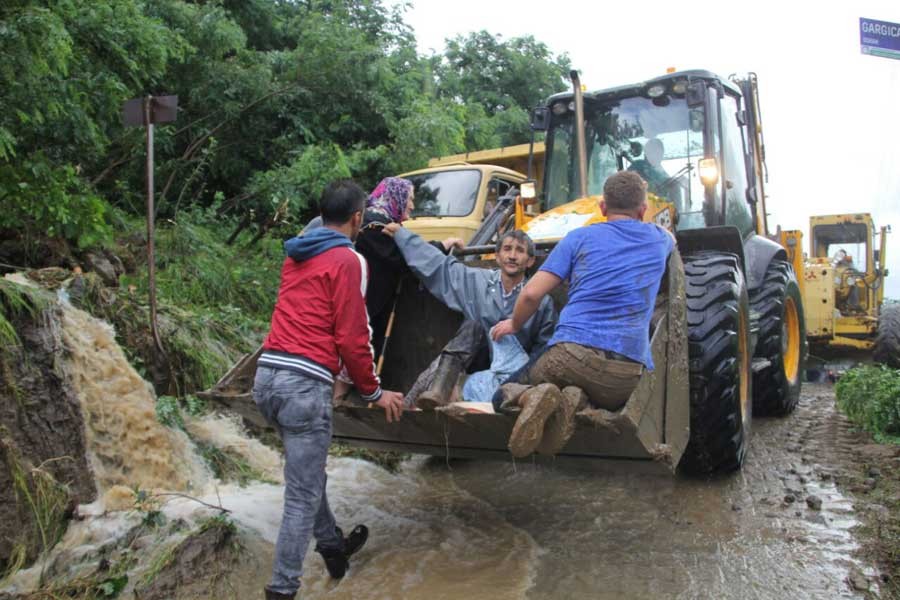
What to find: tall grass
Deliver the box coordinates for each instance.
[0,278,46,349]
[120,207,283,324]
[75,207,285,394]
[0,435,71,585]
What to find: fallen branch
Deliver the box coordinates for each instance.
[153,492,231,514]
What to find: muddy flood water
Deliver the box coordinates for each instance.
[1,291,876,599]
[238,383,873,600]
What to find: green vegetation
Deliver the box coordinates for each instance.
[131,486,165,530]
[73,213,274,395]
[0,3,568,584]
[1,0,569,261]
[0,278,46,350]
[836,365,900,443]
[0,279,49,402]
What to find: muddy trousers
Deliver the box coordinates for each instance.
[253,366,344,596]
[404,320,489,406]
[492,342,643,411]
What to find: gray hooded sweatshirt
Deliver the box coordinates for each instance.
[393,227,557,354]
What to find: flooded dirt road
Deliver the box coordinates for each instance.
[276,383,875,600]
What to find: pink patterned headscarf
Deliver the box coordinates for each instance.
[367,177,413,223]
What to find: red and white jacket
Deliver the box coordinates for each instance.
[259,235,381,402]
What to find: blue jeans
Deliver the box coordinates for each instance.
[462,335,530,402]
[253,366,343,596]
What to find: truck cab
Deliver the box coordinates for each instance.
[400,163,528,243]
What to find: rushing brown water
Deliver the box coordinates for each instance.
[3,284,876,599]
[58,302,210,496]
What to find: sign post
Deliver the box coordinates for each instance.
[860,17,900,61]
[123,95,178,356]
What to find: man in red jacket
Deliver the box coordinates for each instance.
[254,179,405,600]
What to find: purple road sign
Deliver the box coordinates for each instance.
[860,17,900,61]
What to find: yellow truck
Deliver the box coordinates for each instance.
[399,143,545,243]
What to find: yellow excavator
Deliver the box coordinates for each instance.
[203,69,807,474]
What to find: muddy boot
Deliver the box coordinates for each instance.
[536,386,587,456]
[315,525,369,579]
[496,383,532,415]
[264,587,295,600]
[416,355,463,410]
[508,383,562,458]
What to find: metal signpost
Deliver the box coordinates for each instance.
[860,17,900,61]
[122,95,178,356]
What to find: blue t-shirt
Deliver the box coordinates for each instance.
[540,220,674,370]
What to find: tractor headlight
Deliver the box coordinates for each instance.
[551,101,568,115]
[520,180,537,200]
[672,79,688,94]
[647,84,667,98]
[699,158,719,185]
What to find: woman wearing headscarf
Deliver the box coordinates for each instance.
[355,177,462,361]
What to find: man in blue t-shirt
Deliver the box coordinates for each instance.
[491,171,674,457]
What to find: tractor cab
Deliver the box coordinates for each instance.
[521,70,770,246]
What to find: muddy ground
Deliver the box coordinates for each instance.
[202,382,896,600]
[3,379,896,600]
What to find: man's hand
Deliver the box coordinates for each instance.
[442,237,465,253]
[375,390,405,423]
[381,222,402,237]
[490,318,517,341]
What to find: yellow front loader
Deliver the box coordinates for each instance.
[204,69,807,475]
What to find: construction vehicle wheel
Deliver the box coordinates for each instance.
[874,303,900,368]
[750,260,806,416]
[680,252,752,475]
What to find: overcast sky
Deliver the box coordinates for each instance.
[402,0,900,299]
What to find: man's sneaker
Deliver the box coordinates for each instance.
[264,587,295,600]
[508,384,562,458]
[315,525,369,579]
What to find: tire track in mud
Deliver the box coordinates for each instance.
[426,383,879,599]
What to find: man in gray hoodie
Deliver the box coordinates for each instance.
[382,223,557,408]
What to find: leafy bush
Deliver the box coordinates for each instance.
[836,365,900,443]
[120,208,281,324]
[0,156,112,252]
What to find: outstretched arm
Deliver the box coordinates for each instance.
[382,223,483,318]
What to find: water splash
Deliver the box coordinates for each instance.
[185,413,283,484]
[58,301,210,495]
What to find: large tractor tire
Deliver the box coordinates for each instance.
[680,252,752,475]
[874,303,900,368]
[750,260,806,416]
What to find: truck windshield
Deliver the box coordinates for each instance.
[544,95,708,230]
[406,170,482,218]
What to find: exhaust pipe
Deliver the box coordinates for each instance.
[570,69,588,199]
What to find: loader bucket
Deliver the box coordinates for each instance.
[202,252,690,472]
[335,251,689,471]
